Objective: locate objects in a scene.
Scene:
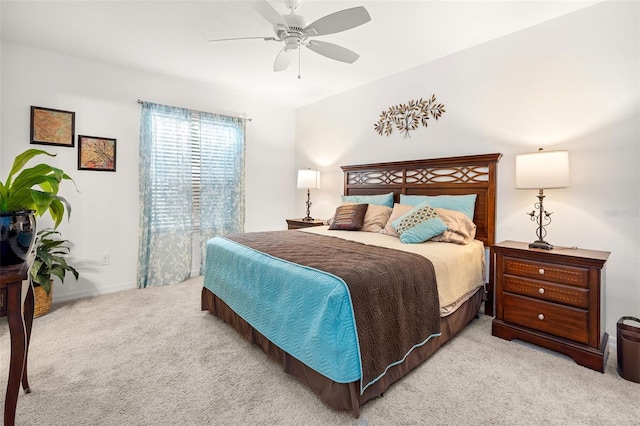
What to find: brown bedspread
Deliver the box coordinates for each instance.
[224,230,441,390]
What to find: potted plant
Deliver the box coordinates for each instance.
[30,228,78,316]
[0,149,75,266]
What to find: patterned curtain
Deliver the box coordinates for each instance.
[138,102,193,288]
[198,112,246,273]
[137,102,246,288]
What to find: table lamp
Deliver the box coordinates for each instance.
[515,148,570,250]
[297,169,320,221]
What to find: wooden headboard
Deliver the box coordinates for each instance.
[341,153,502,247]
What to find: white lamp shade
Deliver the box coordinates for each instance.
[515,150,570,190]
[297,169,320,189]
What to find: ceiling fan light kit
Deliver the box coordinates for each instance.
[209,0,371,74]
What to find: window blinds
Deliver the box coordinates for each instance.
[144,106,245,233]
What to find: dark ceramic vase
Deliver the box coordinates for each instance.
[0,210,36,267]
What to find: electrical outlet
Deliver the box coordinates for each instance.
[101,252,110,266]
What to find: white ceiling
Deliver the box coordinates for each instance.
[1,0,598,109]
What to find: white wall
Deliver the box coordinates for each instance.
[296,1,639,339]
[1,41,296,301]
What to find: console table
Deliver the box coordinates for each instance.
[1,262,34,426]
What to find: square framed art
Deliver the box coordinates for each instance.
[30,106,75,147]
[78,135,117,172]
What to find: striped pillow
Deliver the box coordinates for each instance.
[328,204,368,231]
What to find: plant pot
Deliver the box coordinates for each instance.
[0,210,36,266]
[34,281,53,318]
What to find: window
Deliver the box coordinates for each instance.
[137,102,246,288]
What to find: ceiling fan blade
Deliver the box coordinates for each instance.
[248,1,288,29]
[273,46,294,72]
[304,6,371,36]
[306,40,360,64]
[208,36,276,43]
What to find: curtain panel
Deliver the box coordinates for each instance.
[198,112,246,273]
[137,102,246,288]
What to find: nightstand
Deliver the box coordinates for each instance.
[286,218,325,230]
[491,240,610,372]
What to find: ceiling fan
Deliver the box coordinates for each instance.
[209,0,371,74]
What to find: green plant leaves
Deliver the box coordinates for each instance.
[30,228,79,295]
[6,149,56,186]
[0,149,76,227]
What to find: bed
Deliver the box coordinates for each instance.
[201,153,502,417]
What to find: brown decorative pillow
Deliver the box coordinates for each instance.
[328,204,368,231]
[335,202,392,233]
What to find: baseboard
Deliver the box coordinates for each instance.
[50,275,201,304]
[52,281,135,303]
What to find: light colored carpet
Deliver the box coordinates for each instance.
[1,276,638,425]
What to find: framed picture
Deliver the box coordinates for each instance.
[30,106,75,147]
[78,135,117,172]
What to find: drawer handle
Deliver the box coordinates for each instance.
[538,314,545,320]
[538,268,545,275]
[538,288,545,294]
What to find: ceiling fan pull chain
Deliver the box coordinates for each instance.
[298,40,302,79]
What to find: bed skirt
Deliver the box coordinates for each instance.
[201,286,484,418]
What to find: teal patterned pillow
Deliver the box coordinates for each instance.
[391,202,448,244]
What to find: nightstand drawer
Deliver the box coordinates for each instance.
[503,276,589,309]
[503,257,589,288]
[503,293,589,344]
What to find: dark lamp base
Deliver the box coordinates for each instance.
[529,240,554,250]
[302,216,314,222]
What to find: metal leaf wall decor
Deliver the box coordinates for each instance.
[374,95,446,138]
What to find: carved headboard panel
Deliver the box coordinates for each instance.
[341,153,502,247]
